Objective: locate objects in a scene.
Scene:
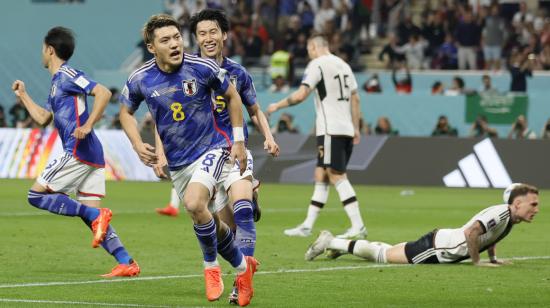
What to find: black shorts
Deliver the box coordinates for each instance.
[404,230,440,264]
[316,135,353,173]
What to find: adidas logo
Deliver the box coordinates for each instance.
[443,138,512,188]
[150,90,160,98]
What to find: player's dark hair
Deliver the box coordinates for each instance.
[189,9,230,36]
[508,184,539,204]
[143,14,181,45]
[44,27,75,61]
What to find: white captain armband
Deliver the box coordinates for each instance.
[233,127,244,142]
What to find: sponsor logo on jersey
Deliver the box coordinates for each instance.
[182,79,198,96]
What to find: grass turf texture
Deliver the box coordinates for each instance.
[0,179,549,307]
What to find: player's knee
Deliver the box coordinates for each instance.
[327,170,345,184]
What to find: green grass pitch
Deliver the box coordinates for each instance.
[1,179,549,307]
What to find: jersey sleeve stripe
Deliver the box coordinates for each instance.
[128,60,156,82]
[185,55,219,72]
[59,67,76,78]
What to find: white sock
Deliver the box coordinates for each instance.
[335,179,364,229]
[170,188,180,209]
[236,255,247,274]
[328,238,350,251]
[204,259,219,268]
[350,240,387,263]
[302,182,329,229]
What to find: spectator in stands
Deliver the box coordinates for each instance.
[110,113,122,130]
[284,15,302,51]
[431,115,458,137]
[270,48,291,85]
[509,51,535,92]
[378,33,406,69]
[395,34,428,69]
[0,106,7,127]
[242,26,264,65]
[9,97,32,128]
[431,81,444,95]
[483,5,507,70]
[290,33,309,66]
[298,0,315,35]
[454,9,481,70]
[363,73,382,93]
[272,112,299,134]
[512,1,533,32]
[508,115,536,139]
[374,116,399,135]
[541,119,550,139]
[444,76,465,96]
[422,10,445,66]
[469,115,498,138]
[435,33,458,70]
[480,74,498,94]
[396,15,421,46]
[392,65,412,94]
[314,0,336,34]
[269,75,290,93]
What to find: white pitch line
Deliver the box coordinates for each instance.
[0,208,339,217]
[0,298,176,308]
[1,256,549,290]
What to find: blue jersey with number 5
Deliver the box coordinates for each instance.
[120,54,230,170]
[212,57,257,144]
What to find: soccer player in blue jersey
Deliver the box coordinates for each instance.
[187,8,279,304]
[118,14,257,306]
[11,27,140,277]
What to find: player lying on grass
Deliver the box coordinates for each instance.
[305,183,539,266]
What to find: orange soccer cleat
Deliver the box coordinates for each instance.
[204,266,224,301]
[91,208,112,248]
[235,256,259,307]
[100,260,141,278]
[155,204,179,217]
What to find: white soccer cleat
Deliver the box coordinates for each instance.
[305,230,334,261]
[283,224,312,237]
[336,226,368,239]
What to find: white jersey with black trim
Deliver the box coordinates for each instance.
[301,54,358,137]
[434,204,513,263]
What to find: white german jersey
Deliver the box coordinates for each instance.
[434,204,513,263]
[301,54,358,137]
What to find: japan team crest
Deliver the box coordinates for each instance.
[182,79,198,96]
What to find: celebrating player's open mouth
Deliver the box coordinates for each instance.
[203,41,217,55]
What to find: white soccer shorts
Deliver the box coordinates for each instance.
[37,152,106,201]
[213,149,254,210]
[171,148,248,213]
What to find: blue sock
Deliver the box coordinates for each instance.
[194,219,218,263]
[217,227,244,268]
[233,199,256,256]
[28,190,99,221]
[81,218,132,265]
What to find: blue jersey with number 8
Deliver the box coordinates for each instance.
[120,54,230,170]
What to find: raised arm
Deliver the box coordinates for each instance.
[119,104,157,167]
[266,84,311,114]
[73,84,111,139]
[246,104,279,157]
[12,80,52,126]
